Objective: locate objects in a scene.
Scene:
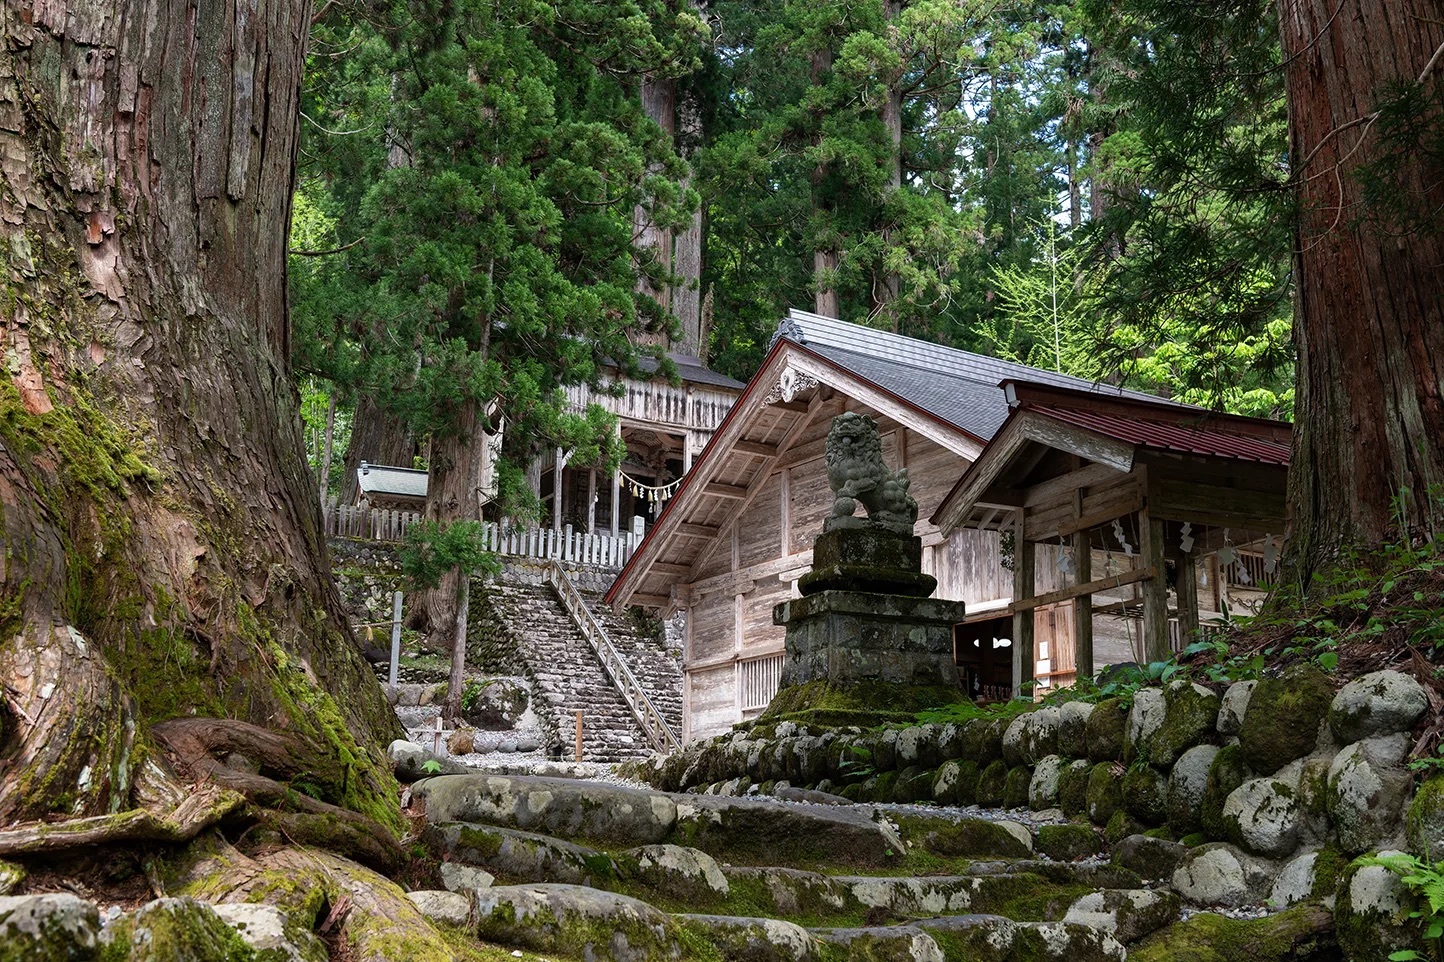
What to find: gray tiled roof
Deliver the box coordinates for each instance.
[357,462,429,499]
[635,352,747,390]
[779,309,1176,441]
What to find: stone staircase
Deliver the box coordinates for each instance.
[403,771,1330,962]
[472,562,683,763]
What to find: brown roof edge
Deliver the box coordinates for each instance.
[604,338,793,608]
[1000,379,1293,444]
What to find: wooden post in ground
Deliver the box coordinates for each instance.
[1071,530,1093,683]
[388,590,403,690]
[1176,550,1200,650]
[1138,508,1170,663]
[1011,513,1036,699]
[574,711,584,762]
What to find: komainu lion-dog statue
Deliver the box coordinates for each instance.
[822,412,918,536]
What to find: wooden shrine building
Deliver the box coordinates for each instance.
[932,379,1292,694]
[607,311,1178,739]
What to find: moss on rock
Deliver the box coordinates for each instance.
[1201,745,1249,841]
[1086,762,1124,825]
[758,681,968,728]
[1057,760,1091,818]
[1002,766,1032,810]
[976,760,1007,808]
[1238,665,1332,776]
[1128,902,1337,962]
[1085,698,1129,762]
[1121,765,1168,825]
[1405,772,1444,862]
[908,816,1032,859]
[1036,824,1101,861]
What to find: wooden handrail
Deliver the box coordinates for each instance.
[543,560,682,754]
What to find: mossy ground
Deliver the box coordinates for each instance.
[1129,903,1337,962]
[758,680,968,728]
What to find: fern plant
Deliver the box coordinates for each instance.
[1357,852,1444,961]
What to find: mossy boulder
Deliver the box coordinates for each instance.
[1058,701,1093,758]
[676,914,818,962]
[1216,680,1256,736]
[976,760,1007,807]
[952,760,980,806]
[1121,765,1168,825]
[1141,682,1219,767]
[1123,688,1166,765]
[1057,760,1092,818]
[1085,762,1125,825]
[958,718,1005,767]
[1002,766,1032,809]
[1405,772,1444,862]
[101,898,261,962]
[1105,810,1145,845]
[1166,744,1219,834]
[930,760,964,805]
[1171,843,1273,906]
[0,865,22,899]
[1335,855,1430,962]
[1062,889,1181,945]
[1328,669,1428,744]
[1111,834,1187,882]
[1327,733,1413,853]
[1200,744,1250,840]
[1237,665,1332,775]
[1085,698,1128,762]
[1003,707,1060,766]
[1128,902,1337,962]
[625,845,730,904]
[915,817,1032,859]
[0,894,100,962]
[893,766,935,803]
[1222,765,1304,858]
[473,883,683,962]
[896,724,942,769]
[811,925,939,962]
[1036,823,1102,861]
[1029,755,1067,810]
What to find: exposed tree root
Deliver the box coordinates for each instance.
[168,835,456,962]
[0,784,244,856]
[152,717,405,873]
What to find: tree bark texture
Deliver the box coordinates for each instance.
[339,395,415,504]
[633,74,677,347]
[1279,0,1444,573]
[412,397,482,640]
[0,0,401,824]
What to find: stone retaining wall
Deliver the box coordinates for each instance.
[640,667,1444,961]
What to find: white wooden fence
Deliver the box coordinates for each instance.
[323,499,643,568]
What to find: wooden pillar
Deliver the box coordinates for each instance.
[552,446,564,531]
[586,469,597,533]
[610,469,621,538]
[1071,529,1093,682]
[1138,508,1170,663]
[1176,550,1200,648]
[1011,514,1035,699]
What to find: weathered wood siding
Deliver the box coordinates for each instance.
[680,411,1023,737]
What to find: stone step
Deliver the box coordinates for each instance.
[412,773,907,868]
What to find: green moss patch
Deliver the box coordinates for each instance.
[758,680,969,727]
[1129,902,1337,962]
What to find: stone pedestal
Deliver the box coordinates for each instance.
[773,590,965,689]
[797,527,937,598]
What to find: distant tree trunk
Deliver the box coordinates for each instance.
[318,395,337,500]
[635,75,678,346]
[412,400,483,648]
[1279,1,1444,580]
[673,87,705,356]
[811,48,840,318]
[340,396,414,504]
[875,0,904,330]
[0,0,400,826]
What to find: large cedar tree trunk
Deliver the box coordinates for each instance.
[0,0,401,829]
[1279,1,1444,579]
[340,395,416,504]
